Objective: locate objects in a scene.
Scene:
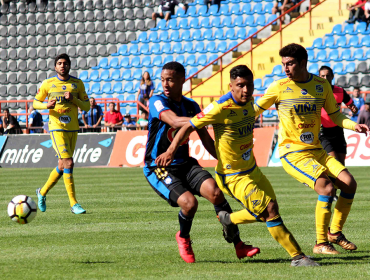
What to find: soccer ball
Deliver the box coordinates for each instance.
[7,195,37,224]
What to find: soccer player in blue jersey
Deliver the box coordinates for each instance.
[144,62,260,263]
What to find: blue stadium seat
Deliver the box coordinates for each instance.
[173,42,184,54]
[214,29,225,40]
[120,57,131,68]
[357,22,370,35]
[126,95,137,107]
[102,83,113,94]
[159,31,170,42]
[341,49,354,61]
[237,28,247,39]
[149,32,160,43]
[348,35,361,48]
[84,83,90,93]
[189,18,200,29]
[211,17,222,28]
[316,50,329,62]
[134,82,140,93]
[266,65,283,77]
[219,4,230,15]
[120,108,126,115]
[18,110,26,123]
[109,57,120,69]
[323,36,335,48]
[131,57,141,68]
[170,30,181,42]
[138,32,149,43]
[246,15,256,27]
[256,15,266,26]
[308,63,319,75]
[91,83,101,94]
[197,54,208,66]
[254,78,263,90]
[113,82,124,93]
[157,19,168,30]
[168,19,179,30]
[361,36,370,46]
[366,49,370,59]
[229,41,238,51]
[218,41,228,52]
[345,62,356,73]
[186,55,197,66]
[163,55,174,65]
[353,49,366,61]
[100,70,112,82]
[162,43,173,54]
[225,29,237,40]
[307,38,323,50]
[200,17,211,28]
[154,68,162,80]
[264,78,274,88]
[262,110,274,118]
[333,63,344,74]
[129,44,139,55]
[129,108,137,115]
[154,82,162,93]
[187,6,197,17]
[175,55,185,65]
[328,49,340,61]
[112,70,123,81]
[187,68,199,78]
[327,24,343,36]
[140,44,151,55]
[203,29,214,40]
[307,50,315,61]
[222,17,234,28]
[248,27,258,38]
[181,30,191,41]
[241,3,253,15]
[79,71,89,82]
[177,7,187,17]
[198,5,209,17]
[184,42,195,53]
[142,57,152,68]
[335,37,347,48]
[234,15,246,27]
[92,58,108,70]
[209,4,220,15]
[195,41,206,53]
[253,3,264,14]
[90,70,100,82]
[192,29,203,41]
[41,110,49,122]
[267,14,277,24]
[208,54,219,64]
[206,41,217,53]
[179,18,190,29]
[343,24,355,35]
[122,69,133,81]
[264,2,274,13]
[230,4,242,15]
[123,82,135,94]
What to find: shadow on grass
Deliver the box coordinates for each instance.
[77,261,115,264]
[314,254,370,262]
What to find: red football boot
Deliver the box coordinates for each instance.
[235,241,260,259]
[175,231,195,263]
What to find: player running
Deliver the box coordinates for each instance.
[144,62,260,263]
[33,54,90,214]
[156,65,319,267]
[254,44,369,254]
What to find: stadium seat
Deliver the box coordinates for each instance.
[113,82,124,93]
[186,55,197,66]
[184,42,195,53]
[316,50,329,62]
[168,19,179,30]
[126,95,137,106]
[308,63,319,75]
[163,55,174,65]
[138,32,149,43]
[140,44,151,55]
[254,78,263,90]
[353,61,368,74]
[210,4,221,15]
[348,75,359,87]
[206,41,217,53]
[218,41,228,52]
[256,15,266,26]
[323,36,335,48]
[159,31,171,42]
[79,71,89,82]
[353,49,366,61]
[132,69,142,80]
[211,17,222,28]
[348,36,361,48]
[360,75,370,87]
[124,82,135,93]
[333,63,345,75]
[327,24,343,36]
[189,18,200,29]
[234,15,246,27]
[179,18,190,29]
[131,57,141,68]
[192,29,203,41]
[230,4,242,15]
[214,29,225,40]
[264,2,274,13]
[162,43,173,54]
[266,65,284,77]
[175,55,186,65]
[343,24,355,35]
[246,15,256,27]
[122,69,133,81]
[91,83,102,94]
[171,31,181,42]
[361,36,370,47]
[102,83,113,94]
[149,32,160,43]
[203,29,214,40]
[328,49,340,61]
[241,3,252,15]
[151,44,162,55]
[335,37,347,48]
[173,42,184,54]
[226,29,237,40]
[253,3,264,14]
[237,28,248,39]
[200,17,211,28]
[307,38,323,50]
[341,49,354,61]
[357,22,370,35]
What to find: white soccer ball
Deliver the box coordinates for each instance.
[7,195,37,224]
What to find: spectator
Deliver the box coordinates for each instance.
[28,105,43,133]
[78,108,85,127]
[3,108,22,134]
[123,113,137,131]
[272,0,294,24]
[0,114,3,134]
[105,102,123,132]
[82,97,103,132]
[365,0,370,22]
[137,71,154,113]
[203,0,221,12]
[346,0,366,23]
[137,111,149,130]
[358,95,370,127]
[349,87,365,122]
[152,0,186,21]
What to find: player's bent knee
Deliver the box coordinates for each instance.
[178,194,198,215]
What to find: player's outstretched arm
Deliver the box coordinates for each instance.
[196,127,217,159]
[160,110,191,129]
[156,122,195,166]
[354,124,370,135]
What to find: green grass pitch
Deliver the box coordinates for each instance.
[1,167,369,279]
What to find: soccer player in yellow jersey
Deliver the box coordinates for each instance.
[33,54,90,214]
[254,44,369,254]
[156,65,319,267]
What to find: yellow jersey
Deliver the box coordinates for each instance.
[254,74,356,157]
[33,75,90,132]
[190,91,256,175]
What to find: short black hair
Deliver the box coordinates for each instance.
[54,53,71,66]
[162,62,186,78]
[279,43,308,64]
[354,87,360,91]
[230,65,253,80]
[109,102,115,106]
[319,65,334,77]
[4,108,9,113]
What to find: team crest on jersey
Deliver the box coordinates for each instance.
[252,200,261,208]
[301,89,308,95]
[283,87,293,93]
[315,85,323,93]
[225,164,231,169]
[164,176,172,185]
[51,84,57,88]
[312,164,318,172]
[71,83,77,89]
[243,109,248,116]
[62,85,67,90]
[242,149,252,161]
[227,110,237,117]
[61,149,68,153]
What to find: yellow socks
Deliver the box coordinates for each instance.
[316,195,333,244]
[230,209,261,224]
[40,167,63,196]
[266,215,302,258]
[63,168,78,207]
[330,191,355,233]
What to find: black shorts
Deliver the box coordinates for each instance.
[143,158,213,207]
[319,126,347,154]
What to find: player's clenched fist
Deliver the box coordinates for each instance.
[47,98,56,109]
[64,91,73,100]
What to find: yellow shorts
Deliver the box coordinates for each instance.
[50,131,78,159]
[280,148,346,190]
[215,166,276,218]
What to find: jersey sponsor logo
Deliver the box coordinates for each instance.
[238,124,253,136]
[242,149,252,161]
[315,85,323,93]
[51,84,56,88]
[164,176,172,185]
[279,79,291,86]
[57,108,72,114]
[227,110,237,117]
[301,89,308,95]
[196,112,205,119]
[55,96,68,102]
[62,85,67,90]
[283,87,293,93]
[59,115,71,124]
[83,95,88,100]
[71,83,77,89]
[243,109,248,116]
[167,127,188,145]
[252,200,261,208]
[300,132,314,144]
[222,104,232,110]
[203,103,214,114]
[314,78,325,84]
[154,100,164,112]
[298,120,316,129]
[293,103,317,114]
[240,141,252,150]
